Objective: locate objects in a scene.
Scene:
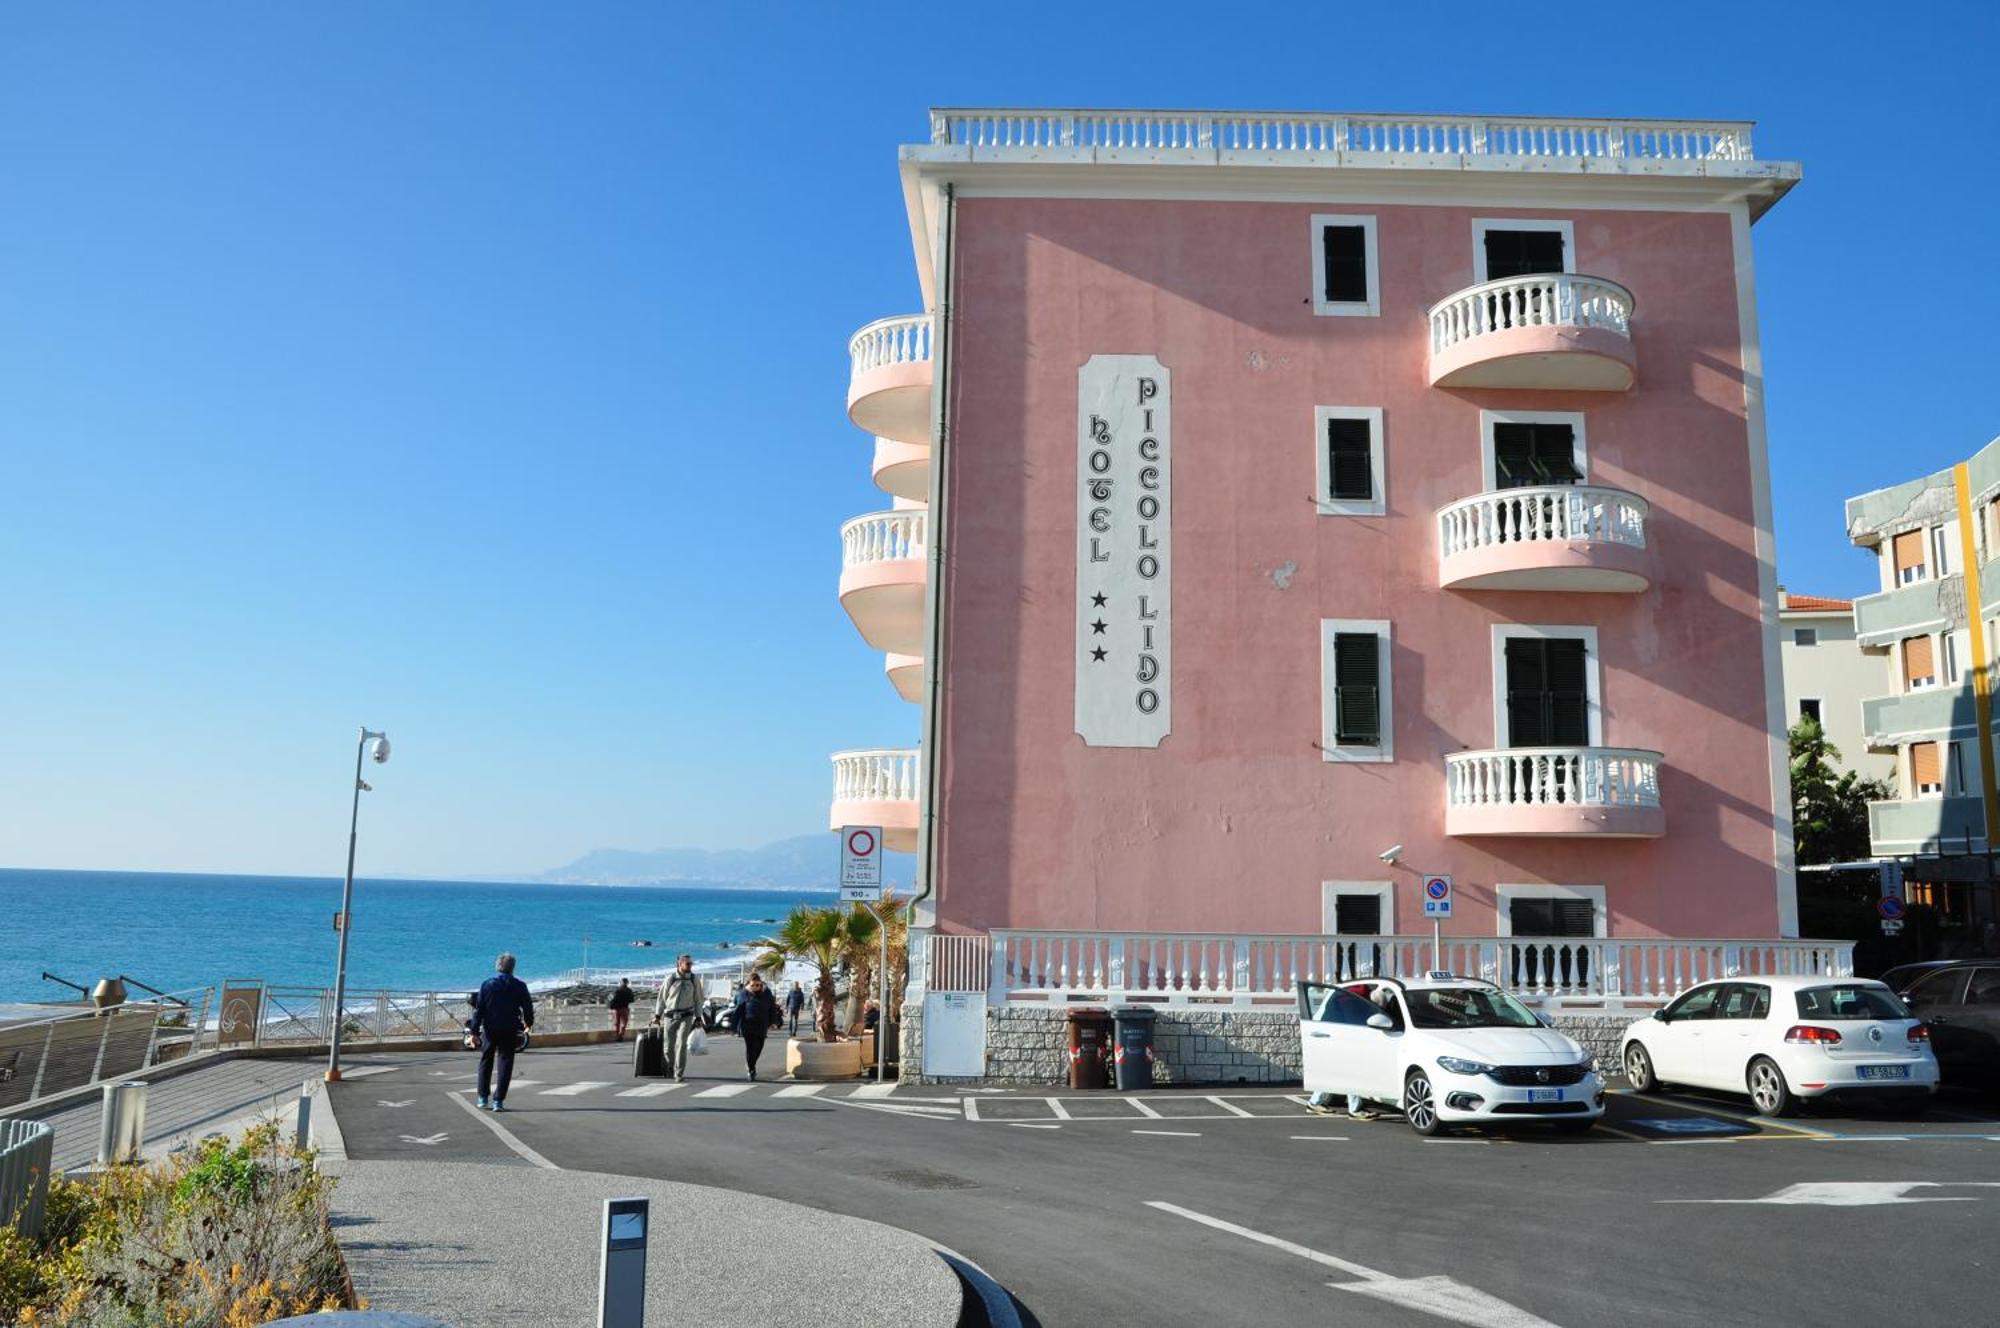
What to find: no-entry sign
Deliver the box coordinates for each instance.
[1422,875,1453,919]
[840,825,884,901]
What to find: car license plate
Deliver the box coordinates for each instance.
[1856,1064,1909,1081]
[1527,1088,1564,1103]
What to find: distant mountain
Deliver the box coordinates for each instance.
[536,834,916,889]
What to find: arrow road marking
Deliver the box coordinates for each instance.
[398,1133,449,1146]
[1147,1201,1562,1328]
[376,1100,415,1108]
[1662,1182,2000,1207]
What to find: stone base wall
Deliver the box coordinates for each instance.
[900,1000,1635,1086]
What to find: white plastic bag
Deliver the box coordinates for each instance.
[689,1027,709,1057]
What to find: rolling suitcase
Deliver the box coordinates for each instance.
[633,1026,665,1077]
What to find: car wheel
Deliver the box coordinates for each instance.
[1623,1042,1659,1093]
[1747,1057,1795,1117]
[1403,1069,1443,1137]
[1553,1118,1595,1136]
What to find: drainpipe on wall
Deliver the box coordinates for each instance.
[911,183,956,937]
[1951,462,1998,847]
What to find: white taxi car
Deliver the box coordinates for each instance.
[1618,975,1938,1116]
[1296,973,1606,1136]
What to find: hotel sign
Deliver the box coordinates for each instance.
[1076,354,1171,747]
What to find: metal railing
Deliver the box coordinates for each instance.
[1,1119,53,1237]
[250,987,616,1048]
[988,931,1852,1007]
[0,988,214,1114]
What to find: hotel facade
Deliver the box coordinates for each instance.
[831,109,1849,1081]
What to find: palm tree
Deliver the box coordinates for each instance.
[843,891,906,1028]
[749,905,877,1043]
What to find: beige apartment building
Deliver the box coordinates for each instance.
[1778,591,1894,783]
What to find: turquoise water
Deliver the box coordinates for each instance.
[0,869,837,1004]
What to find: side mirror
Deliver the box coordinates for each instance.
[1650,1009,1668,1022]
[1366,1012,1393,1031]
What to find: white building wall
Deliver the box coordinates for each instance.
[1779,604,1896,782]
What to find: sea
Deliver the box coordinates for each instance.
[0,869,839,1006]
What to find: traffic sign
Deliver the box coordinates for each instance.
[1881,919,1905,936]
[839,825,884,901]
[1422,875,1453,919]
[1877,895,1906,921]
[1879,861,1904,901]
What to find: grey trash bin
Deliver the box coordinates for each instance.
[1112,1008,1156,1090]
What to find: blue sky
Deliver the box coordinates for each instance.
[1,4,1993,877]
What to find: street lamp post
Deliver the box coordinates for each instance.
[326,726,391,1083]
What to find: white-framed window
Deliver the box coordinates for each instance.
[1321,619,1393,762]
[1792,627,1819,647]
[1945,630,1969,686]
[1314,406,1385,517]
[1495,884,1607,937]
[1491,625,1602,748]
[1932,523,1956,579]
[1321,882,1395,936]
[1798,697,1823,725]
[1472,218,1576,283]
[1479,409,1586,491]
[1310,214,1380,317]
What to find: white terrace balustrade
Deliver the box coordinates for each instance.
[829,747,922,852]
[985,931,1852,1009]
[1427,274,1637,391]
[841,508,927,569]
[846,315,934,446]
[1437,485,1650,593]
[1445,747,1665,838]
[927,110,1756,164]
[838,509,928,657]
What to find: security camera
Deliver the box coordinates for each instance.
[1378,844,1403,864]
[371,736,391,765]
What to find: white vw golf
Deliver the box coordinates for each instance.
[1618,975,1939,1116]
[1296,974,1607,1136]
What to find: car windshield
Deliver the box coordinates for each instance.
[1794,985,1908,1020]
[1404,987,1542,1029]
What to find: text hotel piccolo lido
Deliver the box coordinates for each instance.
[826,109,1849,1082]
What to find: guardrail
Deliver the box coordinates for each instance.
[251,987,615,1048]
[1,1119,53,1237]
[0,988,213,1115]
[988,931,1852,1006]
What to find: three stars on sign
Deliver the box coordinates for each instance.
[1088,593,1110,662]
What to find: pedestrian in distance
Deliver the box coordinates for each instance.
[607,977,635,1041]
[863,998,881,1033]
[733,972,780,1081]
[785,981,806,1036]
[652,954,706,1082]
[473,952,535,1112]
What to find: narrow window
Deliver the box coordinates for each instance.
[1944,632,1963,686]
[1509,897,1596,937]
[1326,418,1374,502]
[1911,741,1943,796]
[1333,632,1382,746]
[1893,530,1927,585]
[1799,698,1822,724]
[1903,635,1937,691]
[1792,627,1819,647]
[1948,741,1969,796]
[1321,225,1369,305]
[1493,422,1581,488]
[1932,524,1954,578]
[1332,893,1383,936]
[1483,228,1567,280]
[1504,637,1589,747]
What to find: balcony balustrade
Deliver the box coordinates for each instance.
[838,509,927,656]
[1427,274,1636,390]
[1868,796,1985,857]
[1437,485,1650,592]
[829,748,921,852]
[1445,747,1664,837]
[871,436,931,502]
[847,315,934,445]
[1860,687,1976,748]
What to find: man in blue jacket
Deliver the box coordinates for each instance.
[473,952,535,1111]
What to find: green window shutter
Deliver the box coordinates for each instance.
[1326,419,1374,501]
[1321,225,1369,303]
[1504,637,1588,747]
[1510,897,1596,937]
[1333,632,1382,745]
[1493,423,1579,488]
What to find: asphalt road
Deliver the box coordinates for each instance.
[330,1040,2000,1328]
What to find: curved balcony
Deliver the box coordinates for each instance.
[1445,747,1664,838]
[884,652,923,704]
[830,748,921,853]
[1427,275,1636,391]
[1438,485,1651,592]
[847,315,934,445]
[839,509,927,656]
[871,436,931,502]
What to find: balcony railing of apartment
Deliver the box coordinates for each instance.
[841,509,927,570]
[1852,576,1957,647]
[928,110,1755,164]
[1429,274,1634,358]
[1868,795,1986,856]
[831,748,922,805]
[1860,686,1977,746]
[985,930,1851,1009]
[848,314,933,382]
[1447,748,1661,813]
[1437,486,1649,594]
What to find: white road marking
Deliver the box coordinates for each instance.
[1132,1130,1201,1137]
[693,1084,754,1098]
[444,1092,558,1170]
[839,1101,964,1120]
[849,1083,897,1098]
[398,1132,449,1146]
[1661,1181,2000,1207]
[1127,1098,1163,1118]
[773,1084,827,1097]
[1290,1135,1349,1142]
[615,1084,682,1098]
[376,1099,415,1108]
[962,1098,981,1122]
[1146,1202,1562,1328]
[339,1066,399,1080]
[1045,1098,1073,1120]
[1008,1122,1061,1129]
[1206,1097,1254,1118]
[539,1081,612,1096]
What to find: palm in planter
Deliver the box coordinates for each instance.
[750,904,879,1043]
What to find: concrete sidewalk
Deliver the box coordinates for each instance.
[327,1160,964,1328]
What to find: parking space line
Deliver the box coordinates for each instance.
[1290,1136,1349,1142]
[1127,1099,1163,1118]
[1592,1122,1653,1143]
[1132,1129,1201,1137]
[962,1098,981,1122]
[1207,1097,1254,1118]
[1045,1098,1073,1120]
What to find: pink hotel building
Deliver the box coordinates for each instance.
[830,108,1853,1081]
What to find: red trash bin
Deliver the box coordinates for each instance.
[1066,1007,1112,1090]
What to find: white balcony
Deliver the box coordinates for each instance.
[1445,747,1664,838]
[884,652,923,703]
[871,436,931,502]
[1438,485,1651,592]
[838,509,927,656]
[829,748,921,853]
[847,315,933,445]
[1427,274,1636,391]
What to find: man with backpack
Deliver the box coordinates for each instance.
[652,955,705,1082]
[472,952,535,1112]
[607,977,636,1041]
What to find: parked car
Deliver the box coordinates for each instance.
[1882,959,2000,1094]
[1296,973,1606,1137]
[1619,976,1937,1116]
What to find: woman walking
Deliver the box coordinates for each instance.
[732,972,780,1081]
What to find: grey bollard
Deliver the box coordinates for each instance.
[296,1078,315,1151]
[97,1081,148,1166]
